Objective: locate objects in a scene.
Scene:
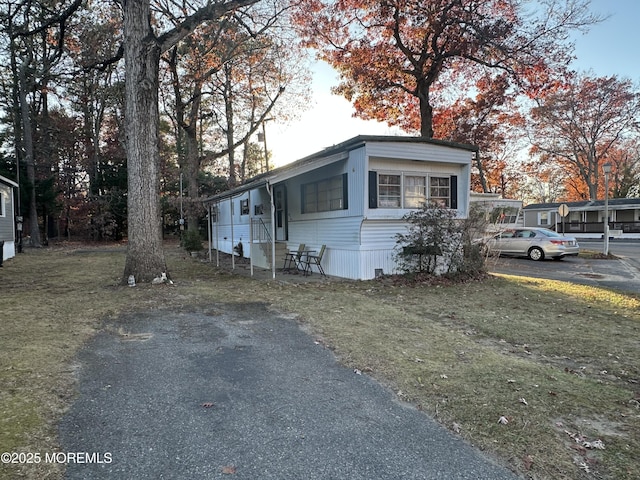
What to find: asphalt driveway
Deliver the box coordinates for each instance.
[488,254,640,294]
[60,303,518,480]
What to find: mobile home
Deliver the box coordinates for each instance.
[0,174,18,263]
[204,136,476,280]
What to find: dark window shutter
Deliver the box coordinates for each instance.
[450,175,458,210]
[300,184,305,213]
[368,171,378,208]
[342,173,348,210]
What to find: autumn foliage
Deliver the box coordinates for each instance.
[294,0,596,138]
[529,74,640,200]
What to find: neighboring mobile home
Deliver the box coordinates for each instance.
[523,198,640,238]
[469,192,523,231]
[204,135,476,280]
[0,174,18,263]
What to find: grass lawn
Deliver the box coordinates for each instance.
[1,242,638,479]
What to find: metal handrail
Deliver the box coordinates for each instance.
[251,218,272,243]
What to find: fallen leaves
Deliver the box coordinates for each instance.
[584,439,605,450]
[201,402,215,408]
[564,430,605,450]
[578,462,591,473]
[221,465,237,474]
[523,455,534,471]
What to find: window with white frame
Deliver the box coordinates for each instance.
[538,211,550,225]
[0,190,5,217]
[404,176,427,208]
[302,174,347,213]
[370,172,455,209]
[429,176,450,207]
[378,174,401,208]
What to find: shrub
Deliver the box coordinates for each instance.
[394,203,487,277]
[181,229,203,252]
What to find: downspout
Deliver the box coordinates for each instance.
[230,196,235,270]
[267,180,276,279]
[249,189,254,276]
[215,201,219,267]
[207,203,212,262]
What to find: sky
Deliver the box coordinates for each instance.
[266,0,640,167]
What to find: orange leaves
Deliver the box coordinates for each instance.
[293,0,595,140]
[528,72,640,200]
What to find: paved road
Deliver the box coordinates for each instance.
[488,240,640,294]
[60,304,518,480]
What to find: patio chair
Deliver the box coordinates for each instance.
[283,243,306,273]
[305,245,326,277]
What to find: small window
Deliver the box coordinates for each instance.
[0,191,5,217]
[538,211,550,225]
[404,176,426,208]
[429,176,450,207]
[240,199,249,215]
[378,174,401,208]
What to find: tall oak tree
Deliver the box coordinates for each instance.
[529,74,640,200]
[294,0,598,138]
[122,0,259,284]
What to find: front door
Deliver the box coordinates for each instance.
[274,185,287,241]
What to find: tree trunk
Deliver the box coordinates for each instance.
[417,80,434,139]
[475,153,489,193]
[18,60,41,247]
[185,127,201,231]
[122,0,168,284]
[224,64,237,186]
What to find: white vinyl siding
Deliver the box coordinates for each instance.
[206,137,475,279]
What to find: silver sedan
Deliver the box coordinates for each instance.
[485,227,580,261]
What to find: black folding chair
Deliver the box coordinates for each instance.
[305,245,326,276]
[283,243,306,273]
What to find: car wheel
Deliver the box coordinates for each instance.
[528,247,544,261]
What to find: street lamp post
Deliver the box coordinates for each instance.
[603,162,612,256]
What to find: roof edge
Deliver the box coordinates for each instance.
[204,135,478,203]
[0,174,19,188]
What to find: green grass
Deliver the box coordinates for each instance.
[1,243,639,479]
